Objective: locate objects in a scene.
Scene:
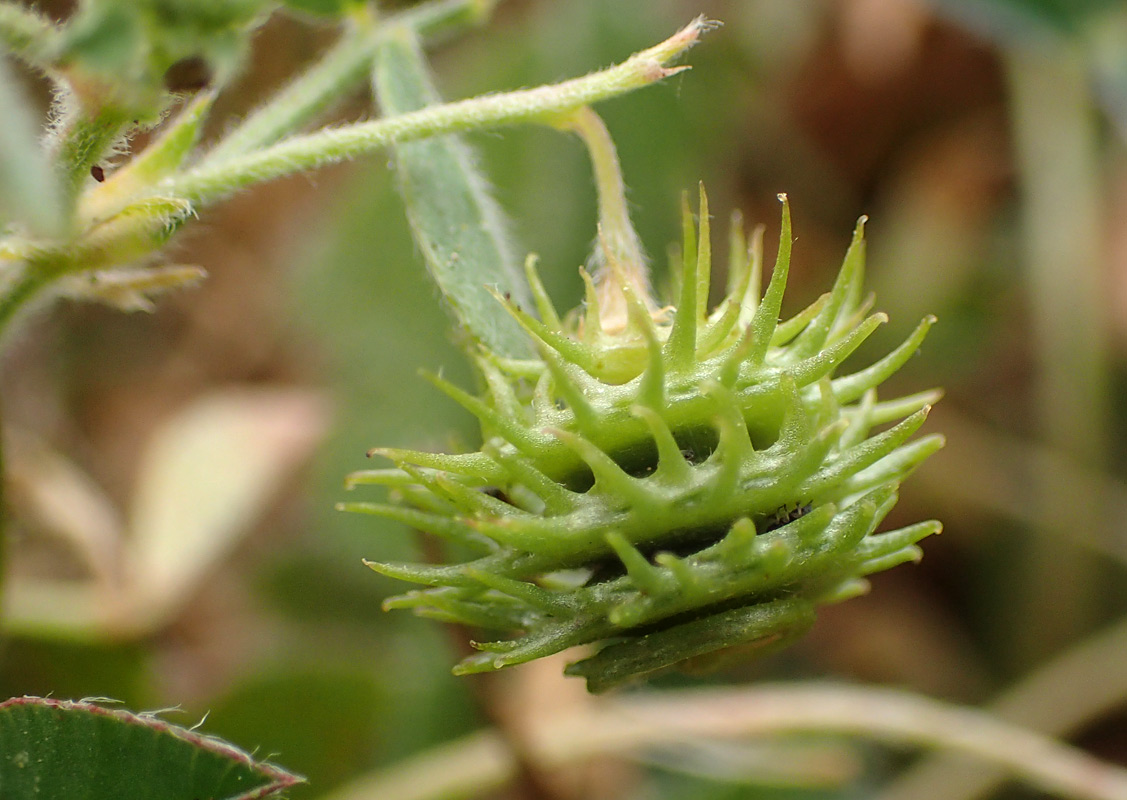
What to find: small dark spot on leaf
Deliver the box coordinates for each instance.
[90,165,105,182]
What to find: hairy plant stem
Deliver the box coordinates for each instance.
[154,17,707,208]
[555,106,654,327]
[0,0,516,346]
[197,0,505,166]
[0,18,710,342]
[371,21,532,356]
[558,106,646,273]
[201,10,383,165]
[54,104,135,207]
[0,260,48,330]
[0,200,185,337]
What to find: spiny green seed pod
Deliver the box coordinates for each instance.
[343,189,943,693]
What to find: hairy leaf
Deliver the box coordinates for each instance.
[372,25,533,358]
[0,697,303,799]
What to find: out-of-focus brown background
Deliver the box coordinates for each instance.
[2,1,1126,798]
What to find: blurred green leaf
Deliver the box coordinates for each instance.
[0,641,146,703]
[0,4,62,68]
[0,697,303,799]
[394,0,500,42]
[57,0,269,109]
[372,25,533,358]
[58,4,144,76]
[208,670,383,797]
[933,0,1122,38]
[994,0,1119,30]
[1089,7,1127,142]
[0,50,63,236]
[281,159,480,621]
[281,0,365,18]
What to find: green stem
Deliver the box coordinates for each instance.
[54,104,134,209]
[0,260,42,329]
[392,0,499,43]
[203,0,501,165]
[202,11,382,164]
[556,106,654,326]
[0,253,75,337]
[0,17,711,344]
[0,199,188,338]
[154,17,710,208]
[558,107,644,270]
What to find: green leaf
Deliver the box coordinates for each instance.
[934,0,1121,38]
[57,4,144,77]
[0,4,62,70]
[0,697,303,799]
[281,0,365,18]
[56,0,268,111]
[372,25,533,358]
[0,50,63,236]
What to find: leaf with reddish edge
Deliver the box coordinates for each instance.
[0,697,304,800]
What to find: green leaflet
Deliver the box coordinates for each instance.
[0,697,303,800]
[372,25,533,358]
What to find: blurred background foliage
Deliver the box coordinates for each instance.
[2,0,1126,798]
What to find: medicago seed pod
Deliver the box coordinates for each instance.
[343,190,943,693]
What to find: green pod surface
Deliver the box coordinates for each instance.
[346,192,944,693]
